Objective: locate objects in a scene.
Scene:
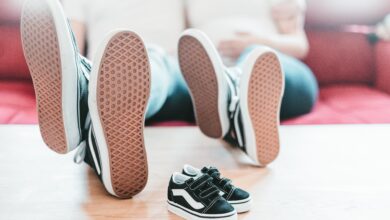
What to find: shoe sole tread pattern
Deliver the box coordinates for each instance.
[178,36,222,138]
[97,32,150,198]
[248,53,283,165]
[21,0,67,154]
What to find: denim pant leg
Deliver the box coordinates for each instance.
[145,47,193,120]
[236,46,318,119]
[277,53,318,119]
[145,47,173,119]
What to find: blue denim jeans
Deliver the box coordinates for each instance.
[236,46,318,119]
[146,45,318,121]
[145,46,193,121]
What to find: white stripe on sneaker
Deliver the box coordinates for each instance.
[88,127,101,175]
[172,189,205,209]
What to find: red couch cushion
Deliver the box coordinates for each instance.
[283,84,390,124]
[2,82,390,125]
[0,26,30,80]
[0,80,37,124]
[375,41,390,94]
[304,31,375,86]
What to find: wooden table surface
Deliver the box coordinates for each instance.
[0,125,390,220]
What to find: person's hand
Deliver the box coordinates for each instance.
[271,1,301,21]
[376,14,390,41]
[218,32,267,59]
[271,1,304,34]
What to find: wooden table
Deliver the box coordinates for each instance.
[1,125,390,220]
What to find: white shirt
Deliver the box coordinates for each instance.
[186,0,306,45]
[63,0,185,59]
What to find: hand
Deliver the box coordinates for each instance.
[271,1,302,21]
[218,32,263,59]
[272,1,303,34]
[376,14,390,41]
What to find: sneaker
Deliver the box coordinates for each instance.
[182,165,252,213]
[79,30,151,198]
[178,29,230,139]
[223,47,284,166]
[167,173,237,220]
[178,29,284,166]
[21,0,90,154]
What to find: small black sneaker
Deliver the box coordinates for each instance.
[167,173,237,220]
[182,165,252,213]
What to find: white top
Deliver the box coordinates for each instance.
[63,0,185,58]
[63,0,305,59]
[186,0,306,45]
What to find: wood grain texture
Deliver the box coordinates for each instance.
[0,125,390,220]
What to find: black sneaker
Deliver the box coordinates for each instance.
[74,30,151,199]
[179,29,284,166]
[168,173,237,220]
[178,29,230,139]
[223,47,284,166]
[182,165,252,213]
[21,0,91,154]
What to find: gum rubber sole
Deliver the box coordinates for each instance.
[96,32,150,198]
[248,53,283,165]
[178,36,222,138]
[21,0,67,154]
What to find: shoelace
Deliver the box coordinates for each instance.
[224,67,245,148]
[73,53,92,166]
[65,18,98,171]
[72,58,92,168]
[73,125,102,175]
[72,110,91,165]
[72,55,96,172]
[79,55,92,80]
[188,175,221,200]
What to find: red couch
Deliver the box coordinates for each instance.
[1,0,390,125]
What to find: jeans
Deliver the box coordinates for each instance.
[146,45,318,121]
[145,46,193,121]
[236,46,319,119]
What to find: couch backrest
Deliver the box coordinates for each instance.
[306,0,390,27]
[0,0,23,24]
[1,0,390,84]
[304,0,390,86]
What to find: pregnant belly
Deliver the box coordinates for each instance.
[197,17,278,46]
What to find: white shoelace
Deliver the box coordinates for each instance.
[224,67,245,148]
[73,112,90,163]
[73,125,102,175]
[79,55,92,80]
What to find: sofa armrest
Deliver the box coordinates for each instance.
[304,30,375,86]
[375,41,390,94]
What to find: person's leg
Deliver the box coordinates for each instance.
[145,46,193,121]
[145,46,173,119]
[237,46,318,119]
[87,31,151,198]
[277,53,318,119]
[178,30,284,165]
[21,0,89,153]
